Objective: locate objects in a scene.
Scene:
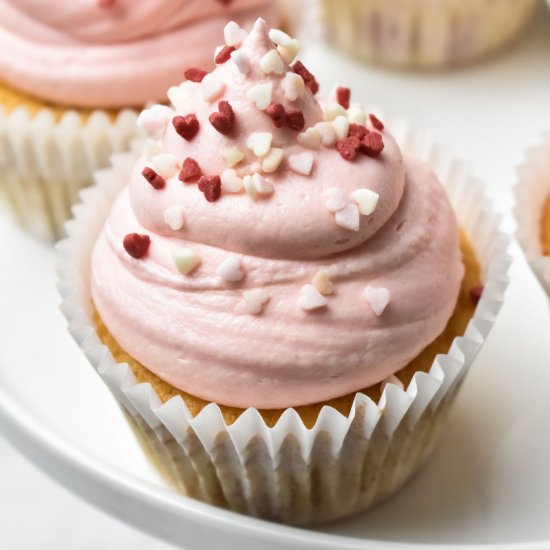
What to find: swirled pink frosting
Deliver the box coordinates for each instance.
[0,0,280,108]
[91,19,464,409]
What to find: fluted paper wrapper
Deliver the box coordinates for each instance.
[515,132,550,296]
[0,104,139,239]
[321,0,538,69]
[57,120,510,525]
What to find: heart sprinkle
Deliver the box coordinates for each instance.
[163,205,185,231]
[224,21,247,47]
[288,152,314,175]
[217,256,245,282]
[266,103,287,128]
[352,188,379,215]
[312,270,334,295]
[246,132,273,157]
[179,157,202,183]
[285,109,305,131]
[246,83,273,110]
[231,50,250,74]
[336,136,361,161]
[335,203,360,231]
[363,286,391,316]
[292,61,319,94]
[369,113,384,131]
[299,284,328,311]
[209,100,235,135]
[142,167,165,190]
[173,248,201,275]
[221,146,244,167]
[198,175,222,202]
[336,86,351,109]
[215,45,236,64]
[123,233,150,259]
[242,289,270,314]
[184,67,207,82]
[172,114,199,141]
[360,132,384,157]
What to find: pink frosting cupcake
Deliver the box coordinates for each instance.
[59,18,510,524]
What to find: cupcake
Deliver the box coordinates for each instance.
[0,0,282,238]
[322,0,539,69]
[59,18,509,524]
[515,133,550,296]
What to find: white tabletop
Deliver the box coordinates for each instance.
[2,7,550,550]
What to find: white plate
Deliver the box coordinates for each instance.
[3,11,550,550]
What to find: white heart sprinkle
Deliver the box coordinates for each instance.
[297,127,321,149]
[260,49,285,75]
[163,205,185,231]
[137,104,173,132]
[277,40,300,64]
[201,73,225,103]
[242,289,270,314]
[213,45,224,63]
[221,146,244,167]
[324,102,347,121]
[252,173,273,195]
[167,84,194,112]
[299,284,328,311]
[262,148,284,173]
[224,21,247,47]
[347,106,366,125]
[381,374,404,392]
[332,115,350,140]
[314,121,336,147]
[230,50,250,74]
[173,248,201,275]
[217,256,245,282]
[246,83,273,110]
[246,132,273,157]
[221,169,244,193]
[282,72,305,101]
[324,187,349,212]
[268,28,294,47]
[335,203,360,231]
[352,188,379,215]
[151,153,178,178]
[363,286,391,316]
[288,152,314,175]
[312,270,334,295]
[243,175,257,199]
[143,139,162,160]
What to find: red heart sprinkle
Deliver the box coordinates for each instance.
[469,286,484,305]
[184,67,207,82]
[285,109,305,131]
[123,233,150,259]
[348,123,369,139]
[215,45,236,64]
[179,158,202,183]
[336,86,350,109]
[173,114,199,141]
[292,61,319,95]
[141,167,165,189]
[98,0,115,7]
[266,103,286,128]
[216,0,233,4]
[198,175,222,202]
[209,101,235,135]
[369,113,384,131]
[360,132,384,157]
[336,136,361,161]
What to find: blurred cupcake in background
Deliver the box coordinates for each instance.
[0,0,283,238]
[321,0,539,70]
[515,133,550,297]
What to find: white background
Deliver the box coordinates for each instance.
[1,5,550,549]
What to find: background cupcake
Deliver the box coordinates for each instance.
[59,19,510,525]
[321,0,539,69]
[0,0,282,238]
[515,133,550,296]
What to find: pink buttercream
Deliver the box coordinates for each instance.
[0,0,280,108]
[91,19,464,409]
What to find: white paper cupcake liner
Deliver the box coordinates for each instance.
[514,132,550,296]
[56,119,511,525]
[321,0,538,69]
[0,104,139,240]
